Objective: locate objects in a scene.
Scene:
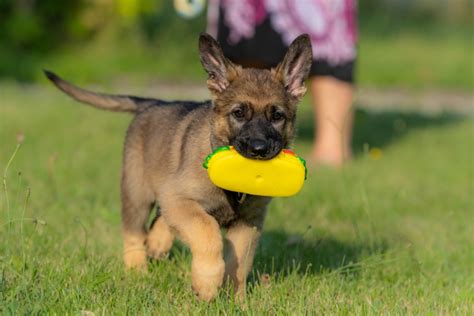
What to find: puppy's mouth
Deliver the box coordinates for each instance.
[232,142,282,160]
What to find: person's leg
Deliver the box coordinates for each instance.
[310,76,354,167]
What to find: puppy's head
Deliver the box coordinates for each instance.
[199,33,312,159]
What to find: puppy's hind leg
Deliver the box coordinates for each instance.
[146,212,174,260]
[121,188,153,271]
[121,148,154,271]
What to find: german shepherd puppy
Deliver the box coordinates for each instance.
[45,33,312,301]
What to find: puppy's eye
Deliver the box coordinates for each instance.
[232,108,245,120]
[271,111,285,122]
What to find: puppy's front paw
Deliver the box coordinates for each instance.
[192,275,221,301]
[124,248,147,271]
[191,260,225,301]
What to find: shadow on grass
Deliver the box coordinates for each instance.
[162,229,386,277]
[251,230,388,278]
[297,108,463,154]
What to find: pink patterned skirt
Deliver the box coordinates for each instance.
[207,0,358,83]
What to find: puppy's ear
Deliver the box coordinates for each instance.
[199,33,240,95]
[274,34,313,100]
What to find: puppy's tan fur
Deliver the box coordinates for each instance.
[45,33,312,301]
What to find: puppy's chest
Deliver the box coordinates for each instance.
[203,190,270,227]
[207,205,237,227]
[205,191,243,227]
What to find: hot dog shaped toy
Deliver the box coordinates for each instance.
[203,146,307,197]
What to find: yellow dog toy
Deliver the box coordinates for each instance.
[203,146,307,197]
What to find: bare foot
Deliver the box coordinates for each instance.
[310,145,352,168]
[309,77,354,168]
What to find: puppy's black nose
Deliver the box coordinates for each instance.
[249,139,269,157]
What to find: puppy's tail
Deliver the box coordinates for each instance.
[44,70,154,113]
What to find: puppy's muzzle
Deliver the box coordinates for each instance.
[234,138,282,160]
[249,139,269,158]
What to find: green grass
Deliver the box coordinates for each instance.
[1,83,473,314]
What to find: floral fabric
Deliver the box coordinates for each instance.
[208,0,357,66]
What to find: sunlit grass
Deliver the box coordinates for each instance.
[0,84,472,314]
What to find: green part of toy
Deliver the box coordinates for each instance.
[202,145,231,169]
[297,157,308,180]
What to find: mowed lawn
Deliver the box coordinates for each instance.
[0,83,472,314]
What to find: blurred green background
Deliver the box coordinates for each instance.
[0,0,472,90]
[1,2,473,313]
